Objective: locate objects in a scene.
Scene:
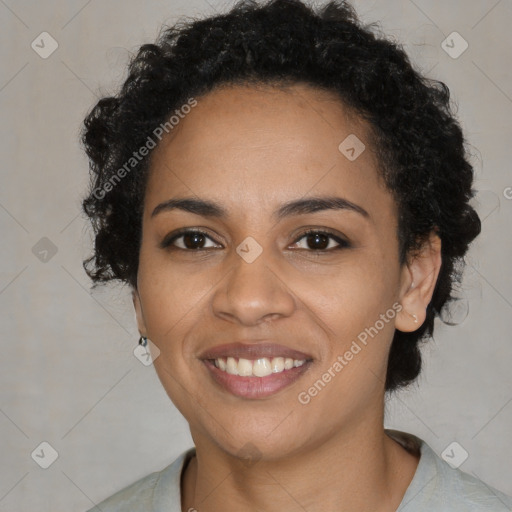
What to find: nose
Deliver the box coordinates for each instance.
[211,244,296,327]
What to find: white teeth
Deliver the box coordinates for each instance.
[271,357,285,373]
[213,356,306,376]
[253,358,272,377]
[238,358,253,376]
[226,357,239,375]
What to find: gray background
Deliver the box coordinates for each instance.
[1,0,511,510]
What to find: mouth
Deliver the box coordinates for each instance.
[200,342,314,399]
[212,356,307,375]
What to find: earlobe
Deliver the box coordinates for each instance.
[395,231,442,332]
[132,288,148,337]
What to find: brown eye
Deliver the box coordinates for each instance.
[181,232,207,249]
[291,229,350,251]
[305,232,329,250]
[160,230,220,250]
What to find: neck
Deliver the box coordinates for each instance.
[182,416,420,512]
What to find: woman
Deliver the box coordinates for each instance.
[81,0,512,510]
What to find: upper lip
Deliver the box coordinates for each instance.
[199,342,313,361]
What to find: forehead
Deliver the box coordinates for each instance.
[145,82,390,220]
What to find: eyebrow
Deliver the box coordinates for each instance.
[151,196,369,220]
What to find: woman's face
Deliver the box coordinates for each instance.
[133,83,416,459]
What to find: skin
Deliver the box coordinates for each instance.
[132,82,442,511]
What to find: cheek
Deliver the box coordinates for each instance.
[138,234,204,307]
[307,253,398,332]
[136,249,202,353]
[305,257,400,392]
[297,266,399,411]
[138,260,208,411]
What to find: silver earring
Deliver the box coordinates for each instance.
[139,336,148,347]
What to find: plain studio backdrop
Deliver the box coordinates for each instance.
[0,0,511,510]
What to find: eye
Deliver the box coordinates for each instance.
[160,228,350,252]
[290,229,350,251]
[160,229,221,250]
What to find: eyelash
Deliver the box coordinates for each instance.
[160,228,351,252]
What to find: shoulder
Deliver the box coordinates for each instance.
[431,457,512,511]
[388,430,512,511]
[85,471,160,512]
[85,448,195,512]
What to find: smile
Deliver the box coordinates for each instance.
[200,341,314,399]
[213,356,306,376]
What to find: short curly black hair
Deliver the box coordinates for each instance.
[81,0,481,393]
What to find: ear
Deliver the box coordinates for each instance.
[132,288,148,338]
[395,231,442,332]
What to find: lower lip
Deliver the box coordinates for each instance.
[203,359,312,399]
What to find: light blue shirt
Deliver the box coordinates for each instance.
[86,430,512,511]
